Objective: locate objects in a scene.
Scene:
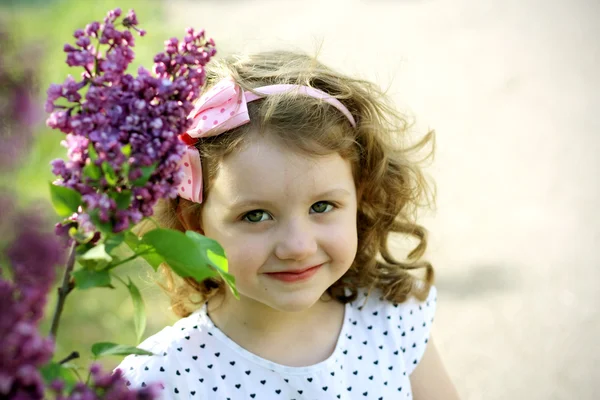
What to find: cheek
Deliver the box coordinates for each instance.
[200,212,254,267]
[324,215,358,263]
[218,233,268,275]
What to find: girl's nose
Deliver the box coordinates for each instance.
[274,218,318,261]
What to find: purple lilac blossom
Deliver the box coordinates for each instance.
[0,26,58,398]
[0,213,159,400]
[0,207,63,399]
[46,8,216,236]
[49,364,161,400]
[0,10,166,398]
[0,27,40,170]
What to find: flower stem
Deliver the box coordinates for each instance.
[49,241,77,339]
[105,249,150,270]
[58,351,80,365]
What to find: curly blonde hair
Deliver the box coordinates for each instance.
[137,50,436,317]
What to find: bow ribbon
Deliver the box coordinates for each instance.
[178,146,204,203]
[177,78,356,203]
[178,78,252,202]
[186,77,251,139]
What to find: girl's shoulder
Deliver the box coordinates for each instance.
[350,285,437,319]
[344,285,438,375]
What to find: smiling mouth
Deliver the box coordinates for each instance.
[264,264,323,283]
[267,264,323,275]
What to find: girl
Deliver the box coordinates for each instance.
[117,50,460,399]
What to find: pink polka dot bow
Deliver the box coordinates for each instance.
[178,77,356,203]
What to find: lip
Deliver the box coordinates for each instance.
[265,264,323,283]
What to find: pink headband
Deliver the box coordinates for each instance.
[177,77,356,203]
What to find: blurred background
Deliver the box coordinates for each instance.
[1,0,598,399]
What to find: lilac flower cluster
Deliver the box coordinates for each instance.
[0,201,159,400]
[49,364,160,400]
[0,203,63,399]
[0,27,40,170]
[47,8,216,236]
[0,24,61,397]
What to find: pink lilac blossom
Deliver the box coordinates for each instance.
[46,8,216,236]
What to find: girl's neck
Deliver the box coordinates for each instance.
[207,292,338,337]
[206,293,345,366]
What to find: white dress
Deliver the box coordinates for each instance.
[117,286,437,399]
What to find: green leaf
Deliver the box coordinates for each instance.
[88,143,99,161]
[49,183,82,217]
[132,162,158,187]
[91,342,153,358]
[40,362,77,388]
[72,268,112,289]
[185,230,229,271]
[101,161,118,186]
[68,226,95,244]
[83,162,101,180]
[89,209,113,235]
[142,228,217,281]
[217,268,239,299]
[206,249,228,273]
[184,231,237,297]
[80,244,113,262]
[114,190,132,210]
[121,144,132,157]
[104,233,125,254]
[124,231,165,271]
[124,230,141,249]
[126,278,146,343]
[78,259,110,271]
[185,231,226,258]
[121,161,130,184]
[75,241,95,256]
[137,249,164,271]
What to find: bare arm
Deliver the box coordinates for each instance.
[410,336,461,400]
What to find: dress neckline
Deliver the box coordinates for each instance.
[197,300,350,376]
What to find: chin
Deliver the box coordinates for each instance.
[262,289,325,313]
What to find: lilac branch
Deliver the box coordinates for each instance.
[105,249,152,270]
[49,241,77,339]
[58,351,80,365]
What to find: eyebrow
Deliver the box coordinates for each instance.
[226,188,352,209]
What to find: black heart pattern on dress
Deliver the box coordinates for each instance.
[121,285,437,400]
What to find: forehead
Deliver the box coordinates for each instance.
[208,135,355,202]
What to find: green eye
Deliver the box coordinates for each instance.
[311,201,333,214]
[243,210,270,223]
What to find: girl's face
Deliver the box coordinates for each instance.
[200,133,358,312]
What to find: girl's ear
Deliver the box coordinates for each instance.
[175,200,204,234]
